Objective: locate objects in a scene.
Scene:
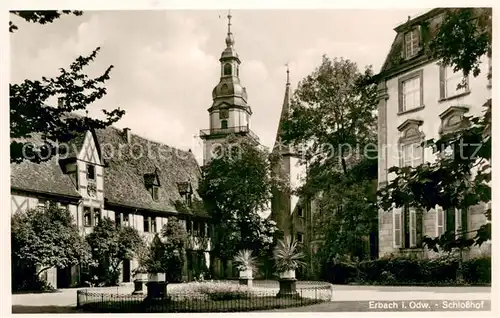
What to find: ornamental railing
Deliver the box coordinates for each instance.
[76,284,332,313]
[199,126,259,141]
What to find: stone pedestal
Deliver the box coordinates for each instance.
[239,278,253,288]
[146,281,168,299]
[132,279,147,295]
[276,278,298,298]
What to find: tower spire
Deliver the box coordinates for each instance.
[225,9,235,47]
[285,63,290,86]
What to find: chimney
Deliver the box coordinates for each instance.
[123,128,131,143]
[58,97,64,108]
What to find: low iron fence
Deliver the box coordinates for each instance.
[77,285,332,313]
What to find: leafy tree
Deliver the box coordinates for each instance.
[86,217,143,286]
[378,8,492,281]
[198,136,279,273]
[11,202,90,291]
[144,234,168,274]
[10,10,125,164]
[161,217,188,282]
[280,56,379,269]
[10,10,83,32]
[281,55,378,176]
[314,158,378,260]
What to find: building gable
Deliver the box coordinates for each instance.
[77,130,102,165]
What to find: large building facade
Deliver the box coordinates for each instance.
[376,8,491,259]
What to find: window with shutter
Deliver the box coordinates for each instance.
[409,208,417,247]
[393,207,402,248]
[436,207,445,237]
[455,208,468,238]
[455,208,462,235]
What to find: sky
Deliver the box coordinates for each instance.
[10,9,428,164]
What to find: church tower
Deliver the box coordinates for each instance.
[271,67,306,242]
[200,12,258,165]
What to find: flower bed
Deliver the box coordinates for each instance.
[77,281,332,312]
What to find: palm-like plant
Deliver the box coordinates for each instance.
[273,236,306,272]
[233,249,257,272]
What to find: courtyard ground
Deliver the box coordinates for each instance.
[11,283,491,313]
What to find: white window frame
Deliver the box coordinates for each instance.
[401,76,421,112]
[443,65,467,98]
[436,206,445,237]
[404,28,420,59]
[401,142,423,168]
[393,207,403,248]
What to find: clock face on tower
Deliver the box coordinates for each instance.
[219,109,229,119]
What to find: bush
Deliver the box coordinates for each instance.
[168,281,253,301]
[462,257,491,284]
[323,255,491,286]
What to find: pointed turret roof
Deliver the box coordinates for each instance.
[273,65,292,155]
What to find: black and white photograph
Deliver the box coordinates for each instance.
[5,2,496,315]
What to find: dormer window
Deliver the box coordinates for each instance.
[87,164,96,181]
[145,169,161,201]
[152,186,159,201]
[404,27,420,59]
[177,181,193,207]
[223,63,232,76]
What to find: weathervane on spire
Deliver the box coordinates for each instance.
[224,9,235,47]
[285,62,290,85]
[227,9,232,34]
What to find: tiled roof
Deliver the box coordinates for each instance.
[11,124,204,216]
[95,126,202,214]
[10,134,81,198]
[379,8,445,77]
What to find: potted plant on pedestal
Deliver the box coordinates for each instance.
[132,264,148,295]
[273,236,305,298]
[144,235,167,299]
[233,249,257,288]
